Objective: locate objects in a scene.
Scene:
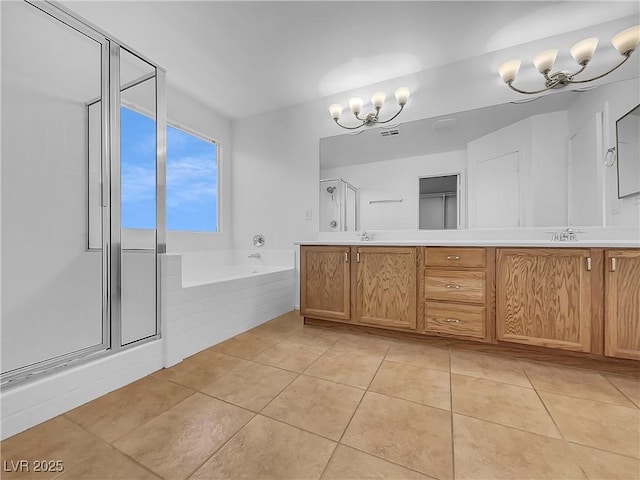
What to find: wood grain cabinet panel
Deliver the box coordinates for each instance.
[300,246,351,321]
[605,250,640,360]
[355,247,417,330]
[496,249,592,352]
[425,270,486,304]
[425,302,485,338]
[426,247,486,268]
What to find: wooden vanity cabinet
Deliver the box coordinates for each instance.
[300,246,351,321]
[605,250,640,360]
[496,248,593,352]
[354,247,418,330]
[421,247,492,340]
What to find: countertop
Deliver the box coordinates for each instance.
[295,240,640,248]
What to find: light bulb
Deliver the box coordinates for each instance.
[328,104,342,120]
[570,37,598,65]
[371,92,386,109]
[394,87,410,106]
[532,49,558,73]
[612,25,640,55]
[498,59,521,83]
[349,97,363,115]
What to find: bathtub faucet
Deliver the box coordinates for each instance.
[248,253,261,259]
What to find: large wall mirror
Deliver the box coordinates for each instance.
[617,104,640,198]
[319,77,639,231]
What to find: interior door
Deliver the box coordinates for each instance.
[476,151,520,227]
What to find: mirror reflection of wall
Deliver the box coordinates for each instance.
[419,175,460,230]
[319,178,358,232]
[319,77,640,231]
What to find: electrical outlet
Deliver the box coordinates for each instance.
[304,209,313,221]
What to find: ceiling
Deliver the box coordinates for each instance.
[57,1,639,120]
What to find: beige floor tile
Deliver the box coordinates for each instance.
[201,361,297,411]
[369,361,450,411]
[191,415,335,480]
[450,350,531,388]
[451,374,560,438]
[453,414,586,480]
[305,349,382,388]
[330,333,391,358]
[113,393,254,480]
[606,374,640,408]
[569,443,640,480]
[252,312,303,336]
[342,392,453,480]
[321,445,433,480]
[55,442,160,480]
[211,330,281,359]
[253,339,327,372]
[539,390,640,458]
[65,375,193,443]
[0,416,106,480]
[385,342,449,372]
[262,375,364,440]
[152,351,245,390]
[286,328,342,349]
[522,361,636,407]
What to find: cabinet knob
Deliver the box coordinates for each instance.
[445,284,460,289]
[586,257,592,271]
[445,318,461,323]
[344,252,349,263]
[611,257,617,272]
[356,252,360,263]
[446,255,460,260]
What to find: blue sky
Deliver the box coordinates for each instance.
[120,107,218,231]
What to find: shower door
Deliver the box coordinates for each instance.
[1,0,166,386]
[1,1,108,377]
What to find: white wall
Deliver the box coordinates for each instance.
[567,78,640,227]
[321,151,467,231]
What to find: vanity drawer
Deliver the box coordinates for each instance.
[425,302,485,338]
[425,270,485,304]
[425,248,486,268]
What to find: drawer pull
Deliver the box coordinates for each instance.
[611,257,617,272]
[344,252,349,263]
[445,284,460,289]
[445,318,461,323]
[446,255,460,260]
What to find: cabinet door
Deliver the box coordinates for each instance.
[605,250,640,360]
[496,249,592,352]
[355,247,417,330]
[300,246,351,321]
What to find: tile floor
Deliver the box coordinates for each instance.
[2,310,639,480]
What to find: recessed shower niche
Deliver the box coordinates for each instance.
[319,178,358,232]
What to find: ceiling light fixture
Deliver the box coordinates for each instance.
[329,87,410,129]
[498,25,640,95]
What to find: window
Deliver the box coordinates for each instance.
[88,104,219,248]
[165,123,218,232]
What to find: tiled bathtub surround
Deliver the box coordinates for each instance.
[2,310,638,480]
[163,251,295,367]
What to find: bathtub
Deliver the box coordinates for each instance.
[162,250,295,366]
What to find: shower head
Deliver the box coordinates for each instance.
[326,186,336,194]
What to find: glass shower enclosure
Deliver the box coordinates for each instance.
[0,0,166,387]
[320,178,358,232]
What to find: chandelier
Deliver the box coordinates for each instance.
[329,87,410,129]
[498,25,640,95]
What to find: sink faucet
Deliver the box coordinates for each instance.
[548,227,582,242]
[358,231,373,241]
[248,253,261,259]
